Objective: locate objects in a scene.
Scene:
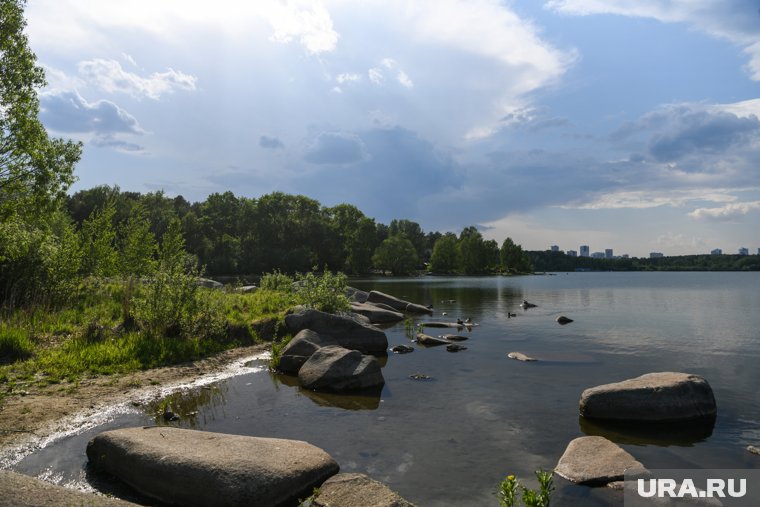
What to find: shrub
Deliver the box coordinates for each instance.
[498,469,553,507]
[293,269,349,314]
[260,270,294,292]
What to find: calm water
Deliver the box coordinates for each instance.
[8,272,760,506]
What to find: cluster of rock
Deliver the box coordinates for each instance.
[82,426,415,507]
[555,372,718,490]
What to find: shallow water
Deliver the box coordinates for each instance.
[7,272,760,506]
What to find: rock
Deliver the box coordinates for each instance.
[446,344,467,352]
[580,372,717,422]
[350,302,405,324]
[554,436,646,486]
[415,333,449,346]
[313,473,416,507]
[748,445,760,456]
[278,330,339,375]
[508,352,537,362]
[0,470,138,507]
[196,277,223,289]
[345,287,369,303]
[366,291,433,315]
[298,346,385,392]
[390,344,414,354]
[556,315,574,324]
[236,285,258,293]
[421,321,478,328]
[440,334,468,341]
[285,308,388,354]
[409,373,432,381]
[87,427,339,507]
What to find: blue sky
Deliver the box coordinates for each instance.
[27,0,760,256]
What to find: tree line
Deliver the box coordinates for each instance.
[526,250,760,272]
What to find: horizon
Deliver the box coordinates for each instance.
[27,0,760,258]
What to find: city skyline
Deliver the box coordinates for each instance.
[27,1,760,257]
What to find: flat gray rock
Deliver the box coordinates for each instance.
[507,352,537,362]
[0,470,137,507]
[440,334,468,341]
[285,307,388,354]
[86,427,339,507]
[580,372,717,422]
[345,287,369,303]
[555,436,646,486]
[350,302,405,324]
[278,329,339,375]
[748,445,760,456]
[314,473,416,507]
[366,291,432,315]
[299,345,385,391]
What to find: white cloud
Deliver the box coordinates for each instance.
[336,73,361,84]
[569,189,740,210]
[266,0,339,54]
[397,70,414,88]
[368,67,384,85]
[688,201,760,221]
[78,59,197,100]
[546,0,760,80]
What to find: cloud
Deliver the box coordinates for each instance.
[336,73,361,84]
[303,131,368,165]
[688,201,760,221]
[40,90,144,135]
[90,135,144,153]
[546,0,760,80]
[265,0,339,54]
[259,135,285,149]
[78,58,197,100]
[397,70,414,88]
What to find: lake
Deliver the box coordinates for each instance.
[6,272,760,506]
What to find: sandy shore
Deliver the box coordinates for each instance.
[0,344,270,464]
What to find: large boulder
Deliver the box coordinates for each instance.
[0,470,137,507]
[314,473,416,507]
[278,329,339,375]
[345,287,369,303]
[285,308,388,354]
[86,427,339,507]
[350,302,405,324]
[298,346,385,392]
[555,436,646,486]
[366,291,432,315]
[580,372,717,422]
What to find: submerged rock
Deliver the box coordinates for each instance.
[507,352,537,362]
[285,307,388,354]
[554,436,646,486]
[278,329,339,375]
[86,427,339,507]
[367,290,433,315]
[556,315,574,324]
[314,473,416,507]
[409,373,432,381]
[390,344,414,354]
[439,334,468,341]
[415,333,449,346]
[298,346,385,392]
[580,372,717,422]
[446,344,467,352]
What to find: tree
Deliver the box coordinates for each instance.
[457,226,486,274]
[0,0,81,216]
[429,233,458,273]
[500,237,532,273]
[79,201,118,277]
[119,203,157,277]
[389,219,426,261]
[372,235,418,275]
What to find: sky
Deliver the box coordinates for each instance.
[26,0,760,257]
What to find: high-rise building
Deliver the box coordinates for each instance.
[605,248,613,259]
[738,247,749,256]
[550,245,559,252]
[579,245,590,257]
[650,252,664,258]
[591,252,605,259]
[567,250,577,257]
[711,248,722,255]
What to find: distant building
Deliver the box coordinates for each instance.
[567,250,577,257]
[591,252,605,259]
[738,247,749,256]
[580,245,590,257]
[621,254,629,259]
[605,248,613,259]
[550,245,559,252]
[711,248,722,255]
[650,252,664,258]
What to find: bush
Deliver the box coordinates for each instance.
[498,469,553,507]
[293,269,349,314]
[260,270,294,292]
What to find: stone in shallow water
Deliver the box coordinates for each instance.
[580,372,717,422]
[284,307,388,354]
[415,333,449,346]
[0,470,137,507]
[298,345,385,392]
[313,473,417,507]
[507,352,537,362]
[350,302,405,324]
[554,436,646,486]
[748,445,760,456]
[87,427,339,507]
[278,329,339,375]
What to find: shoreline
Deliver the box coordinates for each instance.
[0,344,271,469]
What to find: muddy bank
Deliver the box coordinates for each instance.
[0,344,269,465]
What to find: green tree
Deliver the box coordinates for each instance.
[0,0,81,216]
[79,201,118,277]
[457,226,486,274]
[119,203,157,277]
[389,219,426,260]
[372,235,419,275]
[430,233,458,273]
[500,237,532,273]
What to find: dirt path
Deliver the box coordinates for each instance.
[0,344,270,456]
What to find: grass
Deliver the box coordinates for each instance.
[0,281,294,392]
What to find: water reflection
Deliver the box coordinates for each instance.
[269,372,382,410]
[579,416,715,447]
[145,385,229,428]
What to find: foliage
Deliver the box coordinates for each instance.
[293,269,350,314]
[79,200,118,277]
[0,326,33,362]
[498,469,553,507]
[527,250,760,272]
[372,235,419,275]
[0,0,81,217]
[260,270,295,291]
[429,233,459,273]
[501,237,532,273]
[118,203,157,277]
[268,334,292,370]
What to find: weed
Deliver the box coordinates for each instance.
[498,469,553,507]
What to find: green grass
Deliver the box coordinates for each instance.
[0,327,34,362]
